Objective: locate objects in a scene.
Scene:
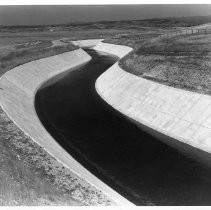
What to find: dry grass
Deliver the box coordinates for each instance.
[0,107,113,205]
[117,32,211,95]
[0,109,84,205]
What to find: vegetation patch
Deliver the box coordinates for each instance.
[0,108,113,205]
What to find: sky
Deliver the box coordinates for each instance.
[0,4,211,26]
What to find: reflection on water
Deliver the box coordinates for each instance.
[35,49,211,205]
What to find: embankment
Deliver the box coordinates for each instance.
[72,39,103,48]
[0,47,133,206]
[95,42,211,156]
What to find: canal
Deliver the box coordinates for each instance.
[35,49,211,205]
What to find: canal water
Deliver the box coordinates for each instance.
[35,49,211,205]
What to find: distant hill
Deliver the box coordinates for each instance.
[1,15,211,30]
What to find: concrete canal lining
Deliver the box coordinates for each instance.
[0,47,134,206]
[34,46,211,205]
[94,42,211,155]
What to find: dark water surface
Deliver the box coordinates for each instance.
[35,49,211,205]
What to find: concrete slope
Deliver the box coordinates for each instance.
[72,39,103,48]
[94,42,211,156]
[0,48,134,206]
[94,41,132,58]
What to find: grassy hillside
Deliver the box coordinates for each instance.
[117,32,211,95]
[102,16,211,95]
[2,15,211,30]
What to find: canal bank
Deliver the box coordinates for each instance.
[72,39,103,48]
[0,47,133,206]
[2,39,211,205]
[95,42,211,156]
[35,48,211,205]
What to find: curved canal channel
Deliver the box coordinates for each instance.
[35,49,211,205]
